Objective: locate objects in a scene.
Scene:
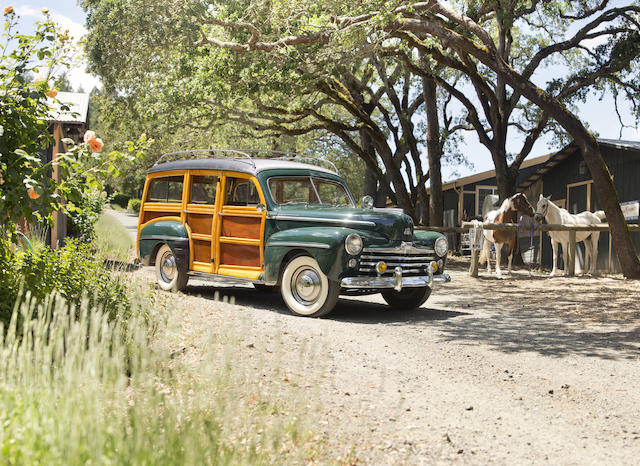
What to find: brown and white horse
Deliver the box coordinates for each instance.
[479,193,535,277]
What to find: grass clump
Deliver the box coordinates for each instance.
[0,290,319,465]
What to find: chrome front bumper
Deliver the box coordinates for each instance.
[340,265,451,291]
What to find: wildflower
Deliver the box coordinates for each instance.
[41,7,48,14]
[83,130,96,143]
[89,137,104,153]
[3,6,14,15]
[28,187,40,200]
[46,88,58,98]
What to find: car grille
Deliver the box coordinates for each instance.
[358,246,436,277]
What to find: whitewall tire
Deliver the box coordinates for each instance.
[280,255,339,317]
[155,244,189,292]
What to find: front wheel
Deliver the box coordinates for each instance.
[381,287,431,310]
[155,244,189,292]
[280,256,339,317]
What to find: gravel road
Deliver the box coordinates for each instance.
[112,208,640,464]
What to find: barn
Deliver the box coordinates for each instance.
[39,92,91,248]
[437,138,640,272]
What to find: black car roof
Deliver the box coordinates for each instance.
[147,157,337,176]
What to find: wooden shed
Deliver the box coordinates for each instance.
[40,92,90,248]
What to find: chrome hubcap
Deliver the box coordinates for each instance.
[291,267,321,304]
[160,252,177,282]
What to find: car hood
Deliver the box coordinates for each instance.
[271,205,414,241]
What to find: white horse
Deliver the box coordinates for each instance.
[533,195,605,276]
[479,193,535,278]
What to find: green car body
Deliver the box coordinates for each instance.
[138,156,450,316]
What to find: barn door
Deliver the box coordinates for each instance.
[566,181,592,272]
[567,182,591,213]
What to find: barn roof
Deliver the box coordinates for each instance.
[435,152,552,192]
[47,92,90,124]
[518,138,640,190]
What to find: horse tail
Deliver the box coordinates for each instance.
[594,210,606,221]
[479,245,487,265]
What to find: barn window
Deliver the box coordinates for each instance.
[476,186,498,216]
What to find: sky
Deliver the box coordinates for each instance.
[10,0,101,91]
[6,0,640,182]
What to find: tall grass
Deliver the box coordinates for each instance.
[0,291,319,464]
[94,212,134,262]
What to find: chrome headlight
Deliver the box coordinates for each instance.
[435,236,448,257]
[345,233,363,255]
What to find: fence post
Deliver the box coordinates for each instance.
[470,249,479,277]
[568,229,576,276]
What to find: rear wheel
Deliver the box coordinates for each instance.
[155,244,189,292]
[280,255,339,317]
[381,287,431,310]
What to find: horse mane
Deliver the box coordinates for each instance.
[497,197,512,213]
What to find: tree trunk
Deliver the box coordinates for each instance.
[422,75,444,227]
[360,129,378,199]
[492,151,518,201]
[370,138,417,219]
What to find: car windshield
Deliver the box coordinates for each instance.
[267,176,354,207]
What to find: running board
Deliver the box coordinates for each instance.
[187,271,276,286]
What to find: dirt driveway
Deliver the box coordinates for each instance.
[127,254,640,465]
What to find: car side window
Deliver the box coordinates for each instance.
[147,175,184,203]
[190,175,218,205]
[225,177,260,206]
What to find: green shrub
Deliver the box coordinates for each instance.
[66,188,109,241]
[0,238,131,326]
[127,198,142,213]
[111,193,131,209]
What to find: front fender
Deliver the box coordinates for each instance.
[264,227,379,283]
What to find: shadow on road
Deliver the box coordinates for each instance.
[183,283,468,324]
[429,263,640,360]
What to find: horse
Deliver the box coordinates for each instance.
[533,194,606,276]
[479,193,535,278]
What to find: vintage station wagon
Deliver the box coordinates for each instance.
[137,150,450,317]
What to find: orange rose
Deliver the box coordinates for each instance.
[0,171,4,185]
[46,88,58,98]
[83,130,96,143]
[3,6,14,15]
[89,137,104,153]
[28,188,40,200]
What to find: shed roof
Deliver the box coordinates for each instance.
[435,152,552,192]
[47,92,90,124]
[518,138,640,190]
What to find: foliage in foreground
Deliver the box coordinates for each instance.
[0,238,131,325]
[0,289,319,464]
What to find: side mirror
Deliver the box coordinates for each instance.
[361,195,374,209]
[256,203,266,213]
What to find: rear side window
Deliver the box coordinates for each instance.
[190,175,218,204]
[147,175,184,203]
[225,177,260,206]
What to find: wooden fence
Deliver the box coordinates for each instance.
[416,222,640,277]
